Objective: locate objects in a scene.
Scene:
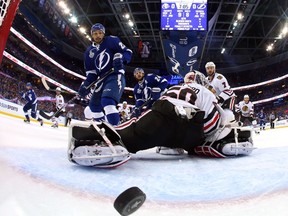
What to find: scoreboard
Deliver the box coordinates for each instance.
[161,0,208,31]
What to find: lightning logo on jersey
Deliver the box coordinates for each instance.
[95,49,110,71]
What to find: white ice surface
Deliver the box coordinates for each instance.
[0,114,288,216]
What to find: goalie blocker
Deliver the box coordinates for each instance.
[68,99,255,167]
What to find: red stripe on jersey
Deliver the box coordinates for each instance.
[203,113,220,131]
[229,97,235,110]
[115,110,152,130]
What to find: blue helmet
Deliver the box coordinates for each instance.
[26,82,32,87]
[91,23,105,35]
[133,67,145,75]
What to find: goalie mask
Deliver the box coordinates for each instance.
[184,71,196,84]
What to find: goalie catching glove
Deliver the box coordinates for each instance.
[68,121,130,168]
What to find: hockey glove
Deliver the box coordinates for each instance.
[132,107,141,118]
[78,84,90,98]
[151,87,161,100]
[19,92,24,98]
[113,53,124,72]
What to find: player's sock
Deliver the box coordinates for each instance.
[102,97,119,126]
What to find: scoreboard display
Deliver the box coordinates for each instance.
[161,0,208,31]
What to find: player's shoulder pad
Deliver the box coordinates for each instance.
[107,35,120,41]
[217,74,223,80]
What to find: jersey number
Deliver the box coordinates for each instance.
[222,82,227,88]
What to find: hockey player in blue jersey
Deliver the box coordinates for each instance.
[78,23,133,125]
[133,68,168,116]
[258,109,266,130]
[20,82,43,126]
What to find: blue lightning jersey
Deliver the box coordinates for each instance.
[134,74,168,108]
[83,36,133,86]
[258,112,266,120]
[22,89,37,104]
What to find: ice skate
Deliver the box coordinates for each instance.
[23,119,30,124]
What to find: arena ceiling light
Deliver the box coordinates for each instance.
[63,8,70,14]
[58,1,66,9]
[237,13,244,20]
[221,48,226,54]
[79,27,86,34]
[282,26,288,36]
[124,13,130,19]
[266,44,273,51]
[70,16,77,23]
[128,20,134,27]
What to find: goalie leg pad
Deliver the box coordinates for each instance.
[156,147,185,155]
[220,141,255,156]
[194,145,226,158]
[71,144,130,167]
[68,122,130,167]
[70,122,121,145]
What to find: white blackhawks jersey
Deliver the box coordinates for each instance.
[186,82,218,119]
[236,101,254,117]
[206,72,235,101]
[55,94,65,110]
[118,105,130,117]
[160,84,219,135]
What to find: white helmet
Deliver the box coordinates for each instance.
[205,61,216,68]
[56,87,61,92]
[123,101,127,105]
[244,94,249,99]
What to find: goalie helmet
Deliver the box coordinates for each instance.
[205,61,216,68]
[91,23,105,34]
[184,71,196,84]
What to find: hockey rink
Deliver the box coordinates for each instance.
[0,113,288,216]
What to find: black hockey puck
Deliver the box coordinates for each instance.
[114,187,146,216]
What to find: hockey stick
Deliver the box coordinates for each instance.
[39,95,77,120]
[40,70,115,120]
[130,99,153,118]
[41,69,114,94]
[41,77,76,94]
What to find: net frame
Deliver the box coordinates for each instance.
[0,0,21,63]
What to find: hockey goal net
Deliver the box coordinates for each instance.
[0,0,21,63]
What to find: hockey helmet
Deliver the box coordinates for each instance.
[184,71,196,84]
[244,94,249,99]
[91,23,105,35]
[205,61,216,68]
[56,87,61,92]
[123,101,127,105]
[26,82,32,87]
[133,67,145,75]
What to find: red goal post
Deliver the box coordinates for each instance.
[0,0,21,63]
